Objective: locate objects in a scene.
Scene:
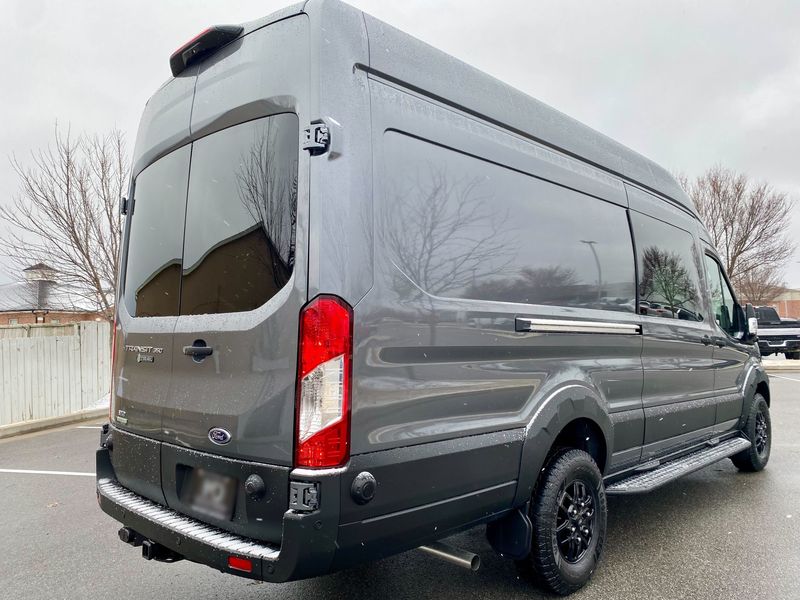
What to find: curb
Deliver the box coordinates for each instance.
[0,407,108,440]
[763,363,800,373]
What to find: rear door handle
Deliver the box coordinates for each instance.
[183,342,213,358]
[700,335,712,346]
[713,337,727,348]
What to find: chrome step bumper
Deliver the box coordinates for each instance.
[606,437,751,495]
[98,480,279,560]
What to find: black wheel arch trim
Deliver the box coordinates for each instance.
[513,383,613,508]
[741,362,770,423]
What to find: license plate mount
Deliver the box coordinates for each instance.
[183,468,237,521]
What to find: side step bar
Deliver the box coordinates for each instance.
[606,436,751,495]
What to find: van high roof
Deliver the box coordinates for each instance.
[224,0,694,215]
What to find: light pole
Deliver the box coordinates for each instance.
[581,240,603,303]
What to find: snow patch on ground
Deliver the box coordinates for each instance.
[91,393,110,410]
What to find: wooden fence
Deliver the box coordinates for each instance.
[0,321,110,427]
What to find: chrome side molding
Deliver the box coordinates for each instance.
[515,317,642,335]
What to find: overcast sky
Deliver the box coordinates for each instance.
[1,0,799,285]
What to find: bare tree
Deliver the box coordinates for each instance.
[736,266,786,306]
[677,166,795,294]
[1,125,127,316]
[381,167,513,343]
[383,167,513,297]
[640,246,699,317]
[236,118,298,286]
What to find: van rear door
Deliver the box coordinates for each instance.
[163,113,303,465]
[115,13,310,481]
[114,144,191,437]
[158,13,310,467]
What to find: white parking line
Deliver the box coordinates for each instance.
[770,374,800,383]
[0,468,94,477]
[75,425,102,429]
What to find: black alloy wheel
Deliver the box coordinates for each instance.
[754,408,769,456]
[556,480,597,563]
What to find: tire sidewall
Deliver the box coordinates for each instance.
[748,396,771,468]
[534,451,607,591]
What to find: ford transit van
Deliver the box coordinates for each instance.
[96,1,771,594]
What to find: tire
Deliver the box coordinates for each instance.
[518,449,607,596]
[731,394,771,472]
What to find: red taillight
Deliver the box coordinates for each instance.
[295,296,353,469]
[109,319,118,421]
[227,556,253,573]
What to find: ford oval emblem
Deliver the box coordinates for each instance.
[208,427,232,445]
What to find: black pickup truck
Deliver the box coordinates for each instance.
[756,306,800,359]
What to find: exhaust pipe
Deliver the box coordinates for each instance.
[418,542,480,571]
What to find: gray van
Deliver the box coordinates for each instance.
[96,0,771,595]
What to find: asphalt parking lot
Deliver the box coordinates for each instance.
[2,375,799,600]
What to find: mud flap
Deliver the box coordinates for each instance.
[486,504,532,560]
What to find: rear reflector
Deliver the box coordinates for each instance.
[227,556,253,573]
[295,296,353,468]
[169,25,243,76]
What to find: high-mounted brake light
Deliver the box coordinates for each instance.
[169,25,244,77]
[295,296,353,469]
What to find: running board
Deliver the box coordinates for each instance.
[606,437,751,495]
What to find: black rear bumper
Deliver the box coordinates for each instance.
[96,444,341,581]
[96,426,523,582]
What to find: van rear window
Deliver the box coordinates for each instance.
[123,113,299,317]
[123,145,190,318]
[180,114,298,315]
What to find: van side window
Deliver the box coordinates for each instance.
[631,213,704,321]
[180,113,299,315]
[703,254,738,337]
[383,133,636,312]
[124,145,191,318]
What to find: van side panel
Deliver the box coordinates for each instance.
[353,78,644,473]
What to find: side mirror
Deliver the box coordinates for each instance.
[743,303,758,344]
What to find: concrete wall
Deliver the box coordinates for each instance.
[0,321,110,427]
